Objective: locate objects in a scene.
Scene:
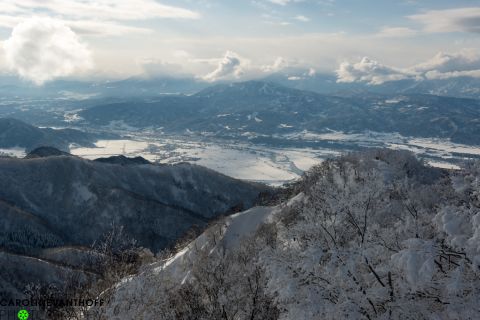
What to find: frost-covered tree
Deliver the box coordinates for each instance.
[261,150,480,319]
[100,149,480,319]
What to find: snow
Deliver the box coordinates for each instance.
[222,206,273,249]
[385,98,401,104]
[0,147,26,158]
[72,182,96,204]
[103,205,278,319]
[156,206,277,274]
[70,128,479,187]
[70,140,151,159]
[391,239,436,289]
[427,160,461,170]
[433,206,471,248]
[71,138,327,185]
[97,150,480,319]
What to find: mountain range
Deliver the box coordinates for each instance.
[79,81,480,145]
[1,73,480,100]
[266,72,480,99]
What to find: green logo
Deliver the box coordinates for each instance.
[17,309,29,320]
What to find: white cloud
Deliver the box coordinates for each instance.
[3,18,92,85]
[139,58,191,78]
[260,57,317,79]
[376,27,417,38]
[413,50,480,80]
[336,57,411,85]
[65,20,152,36]
[0,0,199,22]
[0,1,199,37]
[203,51,246,82]
[0,15,20,29]
[266,0,305,6]
[294,15,310,22]
[0,15,152,36]
[423,69,480,80]
[267,0,291,5]
[409,7,480,34]
[261,57,289,72]
[336,50,480,84]
[412,50,480,73]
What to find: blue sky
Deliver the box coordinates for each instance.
[0,0,479,84]
[154,0,478,36]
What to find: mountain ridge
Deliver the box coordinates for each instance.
[0,151,270,300]
[0,118,97,152]
[79,81,480,145]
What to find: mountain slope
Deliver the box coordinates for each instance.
[79,81,480,145]
[0,151,269,300]
[265,72,480,100]
[100,149,480,319]
[0,152,268,253]
[0,118,96,151]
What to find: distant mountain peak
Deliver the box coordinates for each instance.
[94,155,150,166]
[0,117,97,151]
[0,117,39,132]
[195,80,302,98]
[25,146,72,159]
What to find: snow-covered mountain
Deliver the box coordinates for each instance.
[266,73,480,100]
[1,73,479,101]
[0,150,269,300]
[98,149,480,319]
[79,81,480,145]
[0,118,96,151]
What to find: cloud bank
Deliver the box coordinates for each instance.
[0,0,199,37]
[0,0,199,21]
[409,7,480,34]
[336,57,411,85]
[267,0,304,6]
[375,27,417,38]
[139,58,191,78]
[3,18,92,85]
[336,50,480,85]
[267,0,291,6]
[261,57,289,73]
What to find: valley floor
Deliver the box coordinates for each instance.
[67,130,479,185]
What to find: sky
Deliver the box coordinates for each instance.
[0,0,479,85]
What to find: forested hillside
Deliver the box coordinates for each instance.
[0,151,268,303]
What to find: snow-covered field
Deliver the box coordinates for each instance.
[0,147,26,158]
[69,130,480,185]
[71,137,328,186]
[1,129,477,185]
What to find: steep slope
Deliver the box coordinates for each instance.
[0,153,268,254]
[102,205,283,319]
[0,118,96,151]
[100,150,480,319]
